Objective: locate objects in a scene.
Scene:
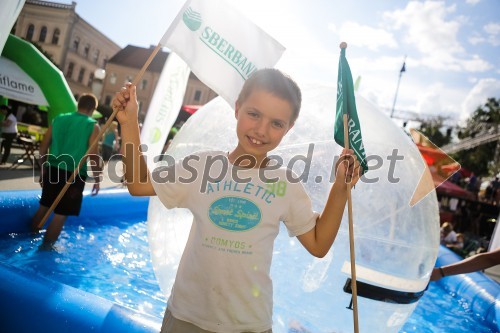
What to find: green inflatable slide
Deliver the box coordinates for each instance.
[2,34,76,123]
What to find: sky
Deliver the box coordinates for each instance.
[70,0,499,127]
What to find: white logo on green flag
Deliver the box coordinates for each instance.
[334,47,368,174]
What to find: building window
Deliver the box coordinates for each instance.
[104,95,112,106]
[102,57,108,68]
[52,28,60,45]
[66,62,75,79]
[72,37,80,52]
[140,79,147,90]
[87,72,94,87]
[84,44,90,58]
[194,90,202,102]
[39,26,47,42]
[109,73,117,85]
[78,68,85,83]
[26,24,34,41]
[92,49,100,64]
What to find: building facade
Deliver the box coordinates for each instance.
[14,0,217,125]
[14,0,121,99]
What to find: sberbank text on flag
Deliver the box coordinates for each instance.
[334,46,368,174]
[159,0,285,106]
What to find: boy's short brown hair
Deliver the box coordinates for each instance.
[78,94,98,113]
[236,68,301,123]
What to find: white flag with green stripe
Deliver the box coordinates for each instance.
[160,0,285,106]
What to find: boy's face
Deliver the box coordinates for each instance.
[234,88,294,160]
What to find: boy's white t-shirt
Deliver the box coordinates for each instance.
[151,151,318,332]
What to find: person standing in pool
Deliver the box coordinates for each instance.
[31,94,102,246]
[112,68,362,332]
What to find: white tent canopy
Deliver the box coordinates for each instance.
[0,56,48,106]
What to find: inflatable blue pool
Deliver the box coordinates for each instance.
[0,189,159,333]
[0,189,498,332]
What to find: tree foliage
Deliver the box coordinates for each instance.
[453,98,500,176]
[29,40,60,69]
[417,116,452,147]
[457,98,500,139]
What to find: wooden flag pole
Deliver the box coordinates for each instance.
[344,113,359,333]
[340,41,359,333]
[38,44,163,229]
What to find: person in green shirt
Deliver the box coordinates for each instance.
[31,94,103,247]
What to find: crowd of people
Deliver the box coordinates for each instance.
[483,177,500,205]
[450,169,500,205]
[439,221,483,260]
[437,165,499,261]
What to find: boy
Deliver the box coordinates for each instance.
[32,94,102,246]
[112,69,361,332]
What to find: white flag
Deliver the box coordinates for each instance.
[0,0,25,54]
[160,0,285,106]
[140,53,190,169]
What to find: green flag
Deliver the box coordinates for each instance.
[334,47,368,174]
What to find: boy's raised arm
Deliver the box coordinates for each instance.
[297,149,360,258]
[112,83,155,196]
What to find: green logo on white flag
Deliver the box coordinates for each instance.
[183,7,202,31]
[149,127,162,144]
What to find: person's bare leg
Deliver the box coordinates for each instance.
[31,205,49,232]
[43,214,67,244]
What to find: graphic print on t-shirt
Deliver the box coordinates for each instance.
[209,196,261,231]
